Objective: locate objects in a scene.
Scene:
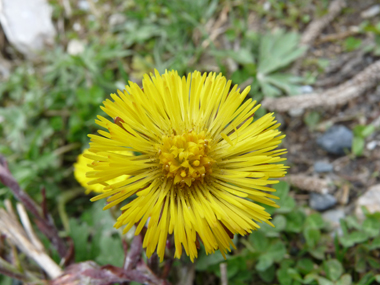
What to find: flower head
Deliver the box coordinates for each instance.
[86,70,287,261]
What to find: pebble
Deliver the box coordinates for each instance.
[309,193,337,211]
[366,141,378,150]
[322,208,345,236]
[317,125,353,155]
[288,108,304,117]
[361,5,380,19]
[314,161,333,173]
[0,0,56,58]
[355,184,380,219]
[67,39,85,55]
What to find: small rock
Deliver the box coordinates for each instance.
[309,193,337,211]
[263,1,271,11]
[317,125,353,155]
[78,0,90,11]
[0,0,56,58]
[366,141,377,150]
[300,85,313,94]
[109,13,126,27]
[314,161,333,173]
[288,108,304,117]
[361,5,380,19]
[322,208,345,236]
[67,39,85,55]
[355,184,380,219]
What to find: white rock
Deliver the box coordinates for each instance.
[356,184,380,219]
[67,39,85,56]
[109,13,126,27]
[361,5,380,19]
[366,140,378,150]
[0,0,56,58]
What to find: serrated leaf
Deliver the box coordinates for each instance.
[258,30,306,75]
[228,48,255,65]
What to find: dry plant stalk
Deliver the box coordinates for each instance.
[0,200,62,279]
[281,175,331,194]
[262,60,380,112]
[300,0,347,47]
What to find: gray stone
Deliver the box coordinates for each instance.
[322,208,345,236]
[317,125,353,155]
[361,5,380,19]
[314,161,334,173]
[356,184,380,219]
[0,0,56,58]
[309,193,337,211]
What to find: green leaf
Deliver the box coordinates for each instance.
[277,267,293,285]
[287,268,303,282]
[308,246,327,260]
[69,218,91,262]
[265,241,286,262]
[368,237,380,250]
[352,136,365,156]
[296,258,315,275]
[258,30,306,75]
[228,48,255,65]
[257,264,275,283]
[324,259,343,281]
[304,111,321,130]
[306,213,325,229]
[357,272,375,285]
[362,217,380,238]
[195,250,226,271]
[95,233,124,266]
[256,255,273,271]
[304,227,321,248]
[368,257,380,269]
[353,124,375,138]
[303,273,319,284]
[336,274,352,285]
[249,230,268,251]
[261,215,287,237]
[286,210,306,233]
[340,231,369,248]
[318,277,334,285]
[344,37,362,52]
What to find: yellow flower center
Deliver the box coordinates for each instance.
[157,131,214,187]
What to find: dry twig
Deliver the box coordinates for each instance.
[300,0,347,47]
[0,201,62,279]
[0,155,68,259]
[262,60,380,112]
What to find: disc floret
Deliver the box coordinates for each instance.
[157,130,214,187]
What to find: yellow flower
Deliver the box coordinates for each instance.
[86,70,287,262]
[74,149,130,194]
